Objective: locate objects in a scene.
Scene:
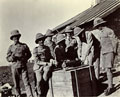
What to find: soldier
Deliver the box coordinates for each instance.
[44,29,56,59]
[33,33,53,97]
[6,30,33,97]
[63,26,77,60]
[93,17,117,96]
[54,34,66,67]
[73,27,94,66]
[91,28,101,80]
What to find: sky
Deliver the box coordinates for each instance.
[0,0,94,66]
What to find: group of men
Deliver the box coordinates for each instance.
[6,17,118,97]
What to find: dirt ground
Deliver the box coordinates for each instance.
[98,63,120,97]
[0,62,120,97]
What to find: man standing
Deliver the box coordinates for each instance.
[73,27,94,66]
[63,26,77,60]
[6,30,33,97]
[91,29,101,80]
[54,34,66,67]
[33,33,53,97]
[93,17,117,96]
[44,29,56,59]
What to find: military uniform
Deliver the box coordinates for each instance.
[44,29,56,59]
[44,40,56,59]
[63,26,77,60]
[33,33,53,97]
[100,27,115,68]
[65,37,77,60]
[33,45,52,97]
[80,31,94,66]
[91,29,101,79]
[6,42,33,97]
[93,17,117,95]
[54,34,66,67]
[74,27,94,66]
[54,45,66,66]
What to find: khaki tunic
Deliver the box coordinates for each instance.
[6,42,33,97]
[100,27,116,68]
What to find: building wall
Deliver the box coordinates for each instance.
[105,8,120,38]
[81,8,120,65]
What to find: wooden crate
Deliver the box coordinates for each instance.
[47,70,74,97]
[47,65,97,97]
[71,65,97,97]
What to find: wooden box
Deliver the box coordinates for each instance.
[70,65,97,97]
[47,65,97,97]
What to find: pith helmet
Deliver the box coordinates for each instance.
[35,33,46,44]
[64,26,73,33]
[73,27,84,37]
[10,30,21,40]
[93,17,106,28]
[56,34,66,44]
[45,29,54,37]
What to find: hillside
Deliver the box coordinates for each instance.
[0,62,35,91]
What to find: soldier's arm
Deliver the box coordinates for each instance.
[108,28,118,54]
[66,39,76,50]
[46,46,53,61]
[33,47,39,64]
[33,47,48,66]
[84,32,93,59]
[74,36,82,59]
[108,28,116,38]
[6,45,15,62]
[24,44,31,60]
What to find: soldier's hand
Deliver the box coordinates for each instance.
[48,62,52,66]
[73,36,81,44]
[50,59,58,66]
[62,61,67,68]
[81,57,85,63]
[11,53,18,61]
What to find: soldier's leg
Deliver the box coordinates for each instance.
[43,65,52,81]
[43,66,52,97]
[106,68,113,88]
[88,51,100,79]
[93,58,100,80]
[106,52,114,89]
[33,72,38,97]
[21,67,33,97]
[104,53,114,96]
[11,66,21,96]
[35,68,43,97]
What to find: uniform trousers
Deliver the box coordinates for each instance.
[11,63,33,97]
[101,52,114,88]
[34,65,52,97]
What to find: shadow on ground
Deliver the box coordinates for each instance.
[97,82,108,96]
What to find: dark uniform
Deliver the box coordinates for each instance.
[65,37,77,60]
[44,40,56,59]
[54,45,66,67]
[44,29,56,59]
[63,26,77,60]
[54,34,66,67]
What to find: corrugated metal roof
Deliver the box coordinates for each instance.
[52,0,120,33]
